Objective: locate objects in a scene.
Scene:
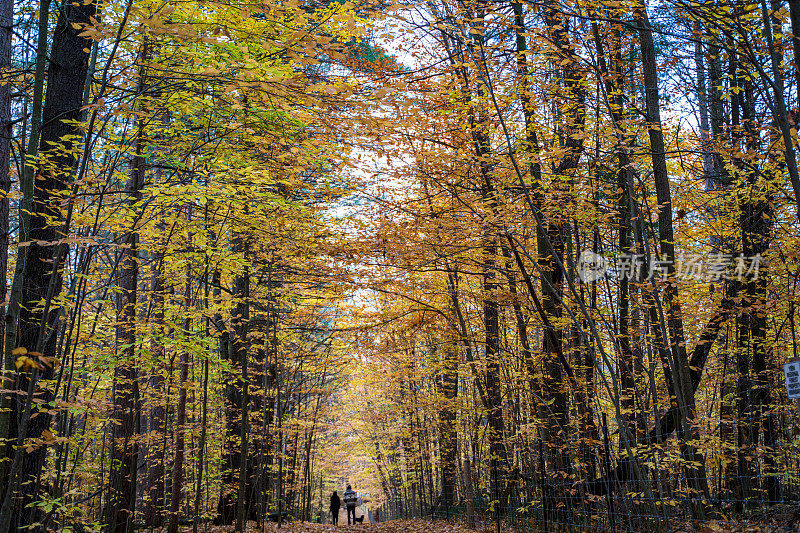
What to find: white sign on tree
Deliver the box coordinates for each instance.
[784,361,800,399]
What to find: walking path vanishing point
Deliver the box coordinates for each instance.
[333,504,371,526]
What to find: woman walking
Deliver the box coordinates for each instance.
[330,491,341,525]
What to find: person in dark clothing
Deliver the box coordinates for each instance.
[330,491,341,525]
[343,484,358,524]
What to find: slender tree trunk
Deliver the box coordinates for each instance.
[106,42,149,533]
[436,342,457,513]
[1,0,50,436]
[539,3,585,510]
[590,16,647,483]
[694,28,715,183]
[216,266,238,525]
[0,0,14,489]
[0,0,12,359]
[168,233,192,533]
[144,216,168,525]
[143,232,167,528]
[734,79,778,503]
[635,3,709,512]
[463,458,475,528]
[193,264,210,533]
[234,247,250,531]
[0,1,96,529]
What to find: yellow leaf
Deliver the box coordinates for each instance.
[15,356,43,371]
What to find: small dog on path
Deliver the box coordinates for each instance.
[354,515,364,524]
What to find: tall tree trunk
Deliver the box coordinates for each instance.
[168,232,192,533]
[718,32,741,501]
[591,15,648,484]
[449,1,507,516]
[0,0,49,478]
[734,78,778,503]
[143,238,167,527]
[635,3,709,513]
[233,235,250,532]
[107,42,148,533]
[0,1,96,529]
[592,18,638,448]
[539,2,585,506]
[0,0,14,490]
[1,0,50,420]
[694,28,715,183]
[0,0,12,361]
[194,259,211,533]
[215,265,238,524]
[436,341,457,513]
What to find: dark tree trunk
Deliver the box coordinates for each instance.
[0,0,12,354]
[107,44,148,533]
[143,243,167,528]
[234,263,250,532]
[436,343,457,512]
[0,1,96,530]
[540,2,585,502]
[215,269,238,525]
[635,3,710,512]
[216,229,250,529]
[168,249,192,533]
[734,75,777,503]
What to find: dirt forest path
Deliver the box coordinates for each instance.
[220,518,478,532]
[332,504,370,526]
[210,515,800,533]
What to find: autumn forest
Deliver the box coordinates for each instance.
[2,0,800,530]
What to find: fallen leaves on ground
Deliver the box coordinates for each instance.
[198,519,493,533]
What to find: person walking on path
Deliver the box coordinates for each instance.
[343,484,358,525]
[330,491,341,525]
